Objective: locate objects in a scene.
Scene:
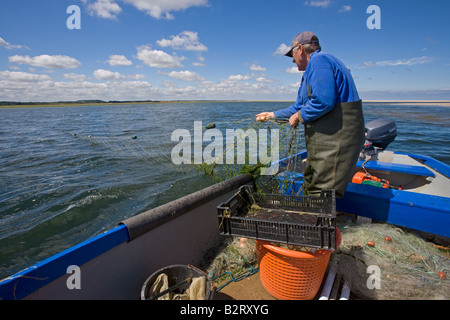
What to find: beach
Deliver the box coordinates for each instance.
[364,100,450,107]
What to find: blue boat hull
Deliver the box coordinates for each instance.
[337,183,450,237]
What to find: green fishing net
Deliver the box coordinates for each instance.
[331,216,450,300]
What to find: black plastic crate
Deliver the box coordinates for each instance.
[217,185,337,250]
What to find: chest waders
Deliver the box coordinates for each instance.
[302,82,365,198]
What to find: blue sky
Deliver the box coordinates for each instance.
[0,0,449,102]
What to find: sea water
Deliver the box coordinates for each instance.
[1,102,449,279]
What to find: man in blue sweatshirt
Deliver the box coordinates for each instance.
[256,31,365,198]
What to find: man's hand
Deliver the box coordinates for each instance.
[289,113,300,128]
[256,112,275,122]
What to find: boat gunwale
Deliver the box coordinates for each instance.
[0,174,253,300]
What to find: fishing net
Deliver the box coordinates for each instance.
[83,134,182,170]
[195,118,303,186]
[331,216,450,300]
[71,116,302,182]
[200,236,258,290]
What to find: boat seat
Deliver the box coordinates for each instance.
[355,160,435,177]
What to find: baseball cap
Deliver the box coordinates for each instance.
[285,31,319,57]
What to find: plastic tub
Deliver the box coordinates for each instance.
[141,264,213,300]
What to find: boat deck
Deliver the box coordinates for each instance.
[214,273,276,300]
[355,151,448,197]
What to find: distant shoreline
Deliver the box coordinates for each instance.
[363,100,450,106]
[1,100,450,108]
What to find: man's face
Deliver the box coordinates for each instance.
[292,45,308,71]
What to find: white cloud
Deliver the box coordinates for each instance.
[359,62,375,69]
[64,73,87,81]
[192,54,205,66]
[164,70,205,82]
[0,69,299,102]
[107,55,132,66]
[161,80,177,87]
[9,54,81,69]
[285,67,302,74]
[93,69,125,80]
[157,31,207,51]
[376,56,434,67]
[304,0,331,8]
[255,76,273,84]
[0,37,28,50]
[359,56,434,69]
[128,74,146,80]
[0,60,299,102]
[338,5,351,13]
[227,74,251,81]
[249,64,266,71]
[83,0,122,19]
[0,37,10,48]
[136,46,185,68]
[0,70,51,82]
[92,69,145,80]
[273,43,290,56]
[122,0,209,19]
[0,73,156,102]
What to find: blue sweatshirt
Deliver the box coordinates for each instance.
[273,50,360,123]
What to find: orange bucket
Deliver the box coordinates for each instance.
[257,228,341,300]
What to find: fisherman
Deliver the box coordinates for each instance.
[256,31,365,198]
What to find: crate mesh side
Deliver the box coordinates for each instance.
[217,186,337,249]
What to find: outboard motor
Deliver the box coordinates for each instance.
[360,118,397,158]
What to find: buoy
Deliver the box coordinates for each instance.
[131,135,137,139]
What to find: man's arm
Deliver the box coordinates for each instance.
[299,66,337,123]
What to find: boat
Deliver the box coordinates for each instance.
[277,118,450,239]
[1,118,449,300]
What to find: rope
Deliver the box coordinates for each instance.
[211,266,259,291]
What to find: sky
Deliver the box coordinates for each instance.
[0,0,449,102]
